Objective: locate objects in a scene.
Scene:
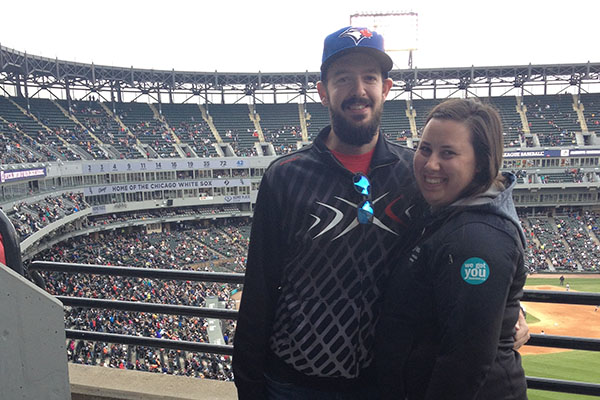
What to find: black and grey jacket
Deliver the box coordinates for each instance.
[376,173,528,400]
[233,126,422,399]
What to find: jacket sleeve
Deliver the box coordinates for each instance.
[424,221,521,400]
[232,174,283,399]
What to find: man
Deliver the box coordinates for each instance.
[233,26,529,399]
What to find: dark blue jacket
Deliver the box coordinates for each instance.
[377,173,528,400]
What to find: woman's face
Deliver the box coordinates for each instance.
[413,118,478,208]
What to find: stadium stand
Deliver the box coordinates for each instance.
[255,103,302,155]
[113,102,179,158]
[0,96,63,161]
[380,99,412,144]
[2,93,600,162]
[63,99,142,159]
[522,94,580,146]
[488,96,524,148]
[305,101,331,141]
[2,69,600,393]
[160,103,218,158]
[205,104,256,156]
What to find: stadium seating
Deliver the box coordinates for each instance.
[0,96,64,161]
[159,103,218,157]
[411,98,443,136]
[3,93,599,163]
[379,99,412,144]
[62,99,141,159]
[580,93,600,141]
[255,103,301,155]
[205,104,256,155]
[522,94,579,146]
[305,102,330,140]
[487,96,523,148]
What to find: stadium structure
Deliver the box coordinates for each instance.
[1,44,600,398]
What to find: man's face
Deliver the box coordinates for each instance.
[317,53,393,146]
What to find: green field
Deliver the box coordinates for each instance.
[524,351,600,400]
[525,276,600,293]
[527,389,600,400]
[524,275,600,399]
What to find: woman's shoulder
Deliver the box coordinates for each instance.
[432,209,521,248]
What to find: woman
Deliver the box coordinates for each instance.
[376,99,528,399]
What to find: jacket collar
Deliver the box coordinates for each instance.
[313,125,399,170]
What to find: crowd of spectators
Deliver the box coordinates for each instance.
[521,220,550,272]
[230,141,258,157]
[0,122,44,164]
[556,214,600,270]
[264,125,301,155]
[130,121,178,159]
[527,217,577,270]
[173,121,215,158]
[53,125,109,160]
[8,193,88,239]
[524,213,600,271]
[28,127,81,162]
[502,125,525,148]
[73,101,143,160]
[34,221,251,381]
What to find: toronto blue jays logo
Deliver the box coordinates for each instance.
[339,27,374,45]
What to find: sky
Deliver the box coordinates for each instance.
[1,0,598,74]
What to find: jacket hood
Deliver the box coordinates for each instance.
[449,172,526,247]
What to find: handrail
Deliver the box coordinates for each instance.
[65,329,233,355]
[526,333,600,351]
[29,260,245,284]
[526,377,600,396]
[57,296,238,320]
[522,290,600,305]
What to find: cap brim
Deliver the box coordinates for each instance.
[320,47,393,75]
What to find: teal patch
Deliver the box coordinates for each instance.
[461,257,489,285]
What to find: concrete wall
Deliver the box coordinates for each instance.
[0,264,71,399]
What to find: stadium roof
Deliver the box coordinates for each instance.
[2,45,600,103]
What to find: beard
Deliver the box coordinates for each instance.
[329,97,383,146]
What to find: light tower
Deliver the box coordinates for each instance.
[350,11,419,69]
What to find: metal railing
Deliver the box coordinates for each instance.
[29,261,600,397]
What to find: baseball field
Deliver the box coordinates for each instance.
[522,274,600,400]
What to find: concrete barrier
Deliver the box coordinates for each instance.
[69,363,237,400]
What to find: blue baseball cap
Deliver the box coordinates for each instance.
[320,26,393,80]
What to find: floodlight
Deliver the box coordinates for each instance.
[350,11,419,69]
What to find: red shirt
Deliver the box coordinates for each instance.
[330,148,375,174]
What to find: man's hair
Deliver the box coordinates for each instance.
[425,98,504,197]
[321,64,387,86]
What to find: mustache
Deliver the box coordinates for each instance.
[341,97,372,109]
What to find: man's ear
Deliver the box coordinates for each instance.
[317,81,328,106]
[382,77,393,100]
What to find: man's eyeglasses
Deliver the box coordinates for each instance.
[353,173,374,224]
